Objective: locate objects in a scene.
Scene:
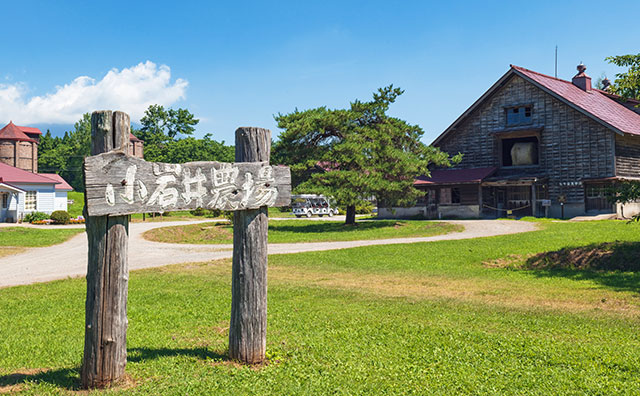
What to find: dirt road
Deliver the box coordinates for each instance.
[0,219,536,288]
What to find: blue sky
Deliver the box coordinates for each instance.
[1,0,638,144]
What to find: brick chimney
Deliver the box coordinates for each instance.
[572,63,591,91]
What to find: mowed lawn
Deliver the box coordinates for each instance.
[0,227,84,258]
[0,227,83,247]
[2,220,640,394]
[143,219,463,244]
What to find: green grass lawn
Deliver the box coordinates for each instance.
[66,191,84,218]
[2,220,640,394]
[268,207,296,218]
[0,227,83,247]
[143,219,463,244]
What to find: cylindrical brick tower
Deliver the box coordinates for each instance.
[0,122,40,173]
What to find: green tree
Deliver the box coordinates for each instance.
[274,85,458,225]
[38,107,233,191]
[161,134,234,164]
[38,113,91,191]
[605,53,640,100]
[137,105,200,161]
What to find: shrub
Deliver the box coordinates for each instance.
[23,212,49,223]
[206,209,224,218]
[190,207,208,216]
[338,202,374,214]
[50,210,71,225]
[222,211,234,226]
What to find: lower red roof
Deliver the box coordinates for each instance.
[39,173,74,191]
[415,167,497,185]
[0,162,60,184]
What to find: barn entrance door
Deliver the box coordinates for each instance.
[488,185,533,217]
[425,189,437,219]
[506,186,533,217]
[584,183,614,212]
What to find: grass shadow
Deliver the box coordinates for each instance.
[0,367,80,391]
[519,241,640,294]
[128,347,228,363]
[0,348,229,392]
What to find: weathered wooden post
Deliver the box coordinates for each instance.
[81,111,130,388]
[82,121,289,379]
[229,127,270,364]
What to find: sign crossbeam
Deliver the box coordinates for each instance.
[84,152,291,216]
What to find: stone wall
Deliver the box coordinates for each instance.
[0,141,14,167]
[16,141,36,172]
[128,141,144,158]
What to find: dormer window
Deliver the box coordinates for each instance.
[506,106,532,126]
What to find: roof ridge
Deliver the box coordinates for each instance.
[510,64,573,85]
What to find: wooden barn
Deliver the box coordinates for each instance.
[382,63,640,219]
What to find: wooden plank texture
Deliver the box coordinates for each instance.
[229,127,270,364]
[84,153,291,216]
[81,110,130,389]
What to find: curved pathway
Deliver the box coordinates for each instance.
[0,219,537,288]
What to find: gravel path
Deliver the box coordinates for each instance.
[0,219,537,288]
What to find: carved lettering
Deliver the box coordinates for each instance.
[119,165,137,204]
[85,153,291,216]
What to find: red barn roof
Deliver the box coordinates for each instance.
[0,122,36,142]
[414,167,497,186]
[0,162,60,185]
[511,65,640,136]
[130,133,142,142]
[433,65,640,146]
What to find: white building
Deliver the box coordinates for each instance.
[0,162,73,222]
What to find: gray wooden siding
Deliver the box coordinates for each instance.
[615,134,640,177]
[436,75,616,203]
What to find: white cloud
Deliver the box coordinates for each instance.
[0,61,188,124]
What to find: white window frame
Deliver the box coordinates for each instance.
[25,191,37,211]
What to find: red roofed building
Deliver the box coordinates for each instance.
[0,121,39,172]
[385,63,640,219]
[0,120,144,221]
[0,162,67,222]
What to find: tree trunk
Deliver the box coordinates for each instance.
[81,111,130,389]
[345,205,356,225]
[229,127,270,364]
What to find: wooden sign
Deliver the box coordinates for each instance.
[84,152,291,216]
[81,111,287,389]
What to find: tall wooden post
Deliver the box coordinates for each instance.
[81,111,130,388]
[229,127,270,364]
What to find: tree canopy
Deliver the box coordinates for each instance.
[605,53,640,101]
[38,106,234,191]
[39,113,91,191]
[273,85,459,224]
[605,53,640,220]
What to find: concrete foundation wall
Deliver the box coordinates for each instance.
[546,203,586,219]
[378,205,482,219]
[378,207,425,219]
[438,205,480,219]
[618,202,640,219]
